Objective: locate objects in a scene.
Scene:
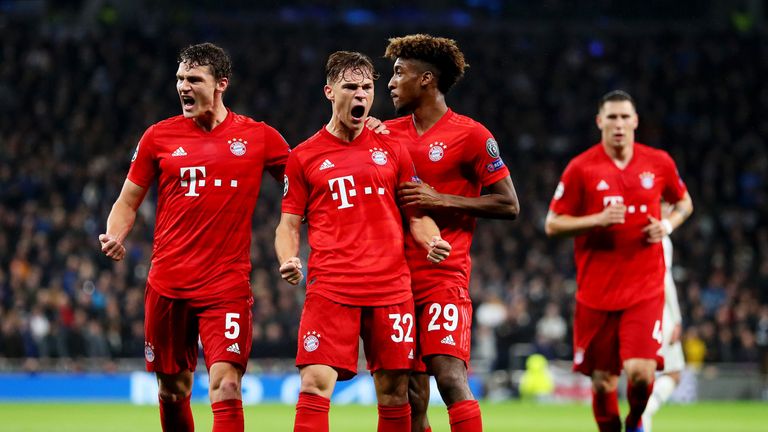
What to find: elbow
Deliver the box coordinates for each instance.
[544,220,558,237]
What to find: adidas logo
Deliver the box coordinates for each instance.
[226,342,241,354]
[441,335,456,346]
[172,147,188,157]
[596,179,609,191]
[319,159,335,170]
[408,349,414,360]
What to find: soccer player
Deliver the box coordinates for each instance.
[99,43,290,432]
[641,204,686,432]
[275,51,452,432]
[545,90,693,432]
[384,34,520,432]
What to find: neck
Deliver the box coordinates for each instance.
[326,116,362,142]
[603,140,634,168]
[411,94,448,136]
[193,100,228,132]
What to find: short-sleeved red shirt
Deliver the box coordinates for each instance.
[385,110,510,303]
[127,111,289,299]
[549,143,687,310]
[281,127,418,306]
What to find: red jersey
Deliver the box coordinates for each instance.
[281,127,417,307]
[549,143,687,310]
[127,111,289,300]
[385,110,510,303]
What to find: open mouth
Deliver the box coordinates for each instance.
[181,95,195,110]
[351,105,365,120]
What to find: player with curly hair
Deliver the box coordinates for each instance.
[384,34,520,432]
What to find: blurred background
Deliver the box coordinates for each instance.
[0,0,767,405]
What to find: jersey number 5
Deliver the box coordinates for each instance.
[225,313,241,340]
[389,313,414,343]
[428,303,459,332]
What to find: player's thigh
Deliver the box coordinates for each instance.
[144,284,198,374]
[573,302,621,376]
[362,298,416,372]
[296,293,362,380]
[417,287,473,367]
[619,295,664,362]
[197,295,253,372]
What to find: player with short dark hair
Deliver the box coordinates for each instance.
[384,34,520,432]
[545,90,693,432]
[99,42,290,432]
[275,50,452,432]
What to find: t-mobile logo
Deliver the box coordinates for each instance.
[180,166,206,197]
[328,175,356,209]
[180,166,240,197]
[328,175,387,209]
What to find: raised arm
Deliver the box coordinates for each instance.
[99,179,148,261]
[275,212,304,285]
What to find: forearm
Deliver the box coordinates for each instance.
[275,224,300,263]
[106,199,138,243]
[408,213,442,251]
[545,213,603,237]
[665,193,693,233]
[440,193,519,219]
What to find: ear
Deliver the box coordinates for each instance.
[420,71,434,88]
[324,84,334,102]
[217,77,229,93]
[631,114,639,129]
[595,113,603,130]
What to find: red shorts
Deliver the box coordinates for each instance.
[412,286,473,374]
[572,295,664,376]
[296,293,415,381]
[144,284,253,374]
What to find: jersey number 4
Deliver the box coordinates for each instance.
[652,319,663,344]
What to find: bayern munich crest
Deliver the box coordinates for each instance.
[639,171,655,189]
[303,331,321,352]
[428,142,447,162]
[228,138,247,156]
[144,342,155,362]
[369,147,388,165]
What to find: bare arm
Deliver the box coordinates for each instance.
[544,203,627,238]
[642,192,694,243]
[275,212,304,285]
[398,176,519,220]
[99,179,148,261]
[406,209,451,263]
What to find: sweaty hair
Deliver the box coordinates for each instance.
[384,34,468,94]
[325,51,378,84]
[178,42,232,81]
[599,90,636,111]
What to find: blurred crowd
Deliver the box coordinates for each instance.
[0,5,766,376]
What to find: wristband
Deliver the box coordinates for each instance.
[661,218,674,235]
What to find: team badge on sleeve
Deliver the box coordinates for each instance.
[283,175,289,196]
[639,171,655,189]
[369,147,388,165]
[131,144,139,162]
[428,142,446,162]
[554,182,565,200]
[302,331,321,352]
[486,138,500,158]
[228,138,247,156]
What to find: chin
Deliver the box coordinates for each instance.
[395,104,413,116]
